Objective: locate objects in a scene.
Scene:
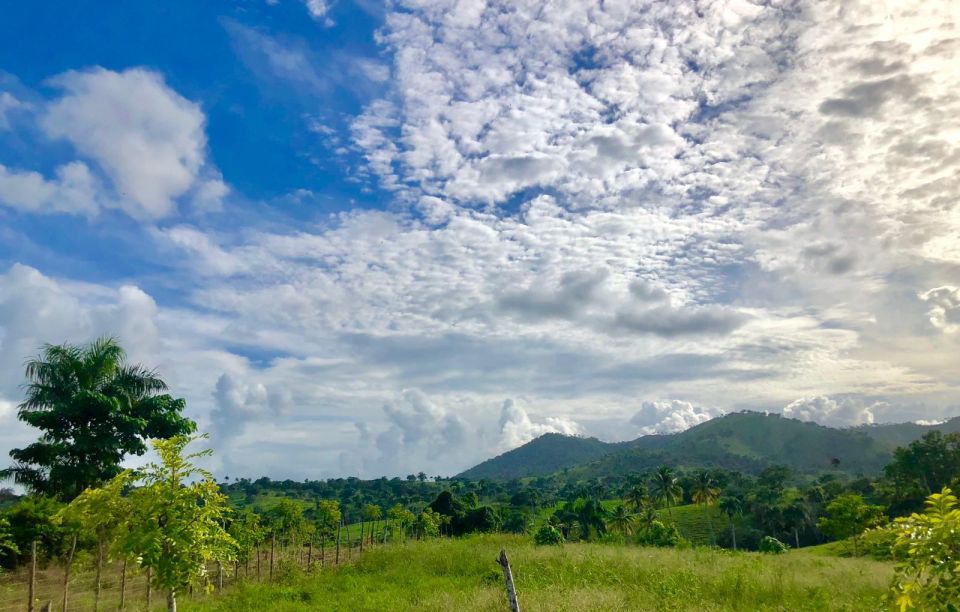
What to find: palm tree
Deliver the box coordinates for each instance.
[636,504,659,532]
[718,495,743,551]
[691,471,721,544]
[650,466,682,521]
[605,504,636,537]
[624,484,650,513]
[3,337,193,500]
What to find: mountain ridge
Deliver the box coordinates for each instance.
[457,411,960,480]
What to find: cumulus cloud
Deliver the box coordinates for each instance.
[0,91,28,130]
[782,396,884,428]
[920,287,960,334]
[210,374,291,440]
[0,162,101,216]
[498,399,582,451]
[39,67,218,218]
[631,400,723,435]
[375,389,470,463]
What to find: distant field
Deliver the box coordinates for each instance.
[185,535,893,611]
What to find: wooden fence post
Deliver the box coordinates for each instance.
[94,540,103,612]
[146,566,152,610]
[256,544,261,581]
[119,558,127,609]
[321,538,325,568]
[497,549,520,612]
[27,540,37,612]
[62,534,76,612]
[307,542,313,569]
[216,560,223,594]
[335,522,342,565]
[270,536,275,582]
[359,520,364,554]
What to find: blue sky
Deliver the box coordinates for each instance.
[1,0,959,480]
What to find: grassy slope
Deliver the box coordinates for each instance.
[185,535,892,612]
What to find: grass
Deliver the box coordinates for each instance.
[184,534,893,611]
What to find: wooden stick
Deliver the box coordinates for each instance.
[62,534,76,612]
[270,536,275,582]
[146,566,152,610]
[496,549,520,612]
[27,540,36,612]
[119,558,127,609]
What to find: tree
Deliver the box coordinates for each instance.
[386,504,415,542]
[624,484,650,513]
[122,435,235,612]
[691,471,720,543]
[883,432,960,513]
[889,487,960,610]
[228,511,265,571]
[411,509,441,539]
[2,338,196,500]
[650,466,682,520]
[362,504,382,543]
[606,504,636,537]
[0,517,18,566]
[718,495,743,551]
[817,493,885,556]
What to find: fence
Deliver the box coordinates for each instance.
[0,526,380,611]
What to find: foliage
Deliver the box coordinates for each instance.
[817,494,885,555]
[650,466,682,515]
[121,435,235,606]
[635,519,684,548]
[411,509,441,539]
[888,487,960,611]
[313,500,341,541]
[833,524,898,560]
[533,525,563,545]
[759,536,788,554]
[1,338,195,500]
[228,511,266,563]
[605,504,635,536]
[1,495,66,567]
[267,498,311,545]
[0,516,18,564]
[881,431,960,514]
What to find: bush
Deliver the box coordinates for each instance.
[759,536,788,554]
[835,525,897,560]
[635,520,684,548]
[533,525,563,546]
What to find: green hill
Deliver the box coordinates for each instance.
[458,412,960,480]
[458,433,622,480]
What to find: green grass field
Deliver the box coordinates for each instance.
[184,535,893,611]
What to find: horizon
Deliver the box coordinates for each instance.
[2,1,959,482]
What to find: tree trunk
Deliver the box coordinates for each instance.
[146,567,152,610]
[729,520,737,551]
[166,589,176,612]
[216,560,223,593]
[496,549,521,612]
[794,528,800,550]
[62,534,76,612]
[360,520,365,553]
[119,558,127,609]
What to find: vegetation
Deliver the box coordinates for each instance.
[185,534,892,611]
[1,337,195,500]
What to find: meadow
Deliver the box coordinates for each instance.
[186,535,893,612]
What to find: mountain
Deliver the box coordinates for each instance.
[457,412,960,480]
[458,433,625,480]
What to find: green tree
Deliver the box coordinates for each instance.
[0,517,18,566]
[691,471,720,543]
[606,504,636,536]
[411,509,441,539]
[267,498,310,547]
[122,435,235,612]
[889,487,960,610]
[718,495,743,551]
[883,431,960,513]
[817,493,885,556]
[228,511,265,569]
[624,484,650,513]
[362,504,382,543]
[650,466,682,520]
[2,338,196,500]
[386,504,415,542]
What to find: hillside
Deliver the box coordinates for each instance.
[458,433,622,480]
[458,412,960,480]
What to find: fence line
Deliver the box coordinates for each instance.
[1,531,384,611]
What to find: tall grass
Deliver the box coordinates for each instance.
[185,535,892,611]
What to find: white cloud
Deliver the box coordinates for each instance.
[498,399,582,451]
[920,286,960,334]
[38,67,220,219]
[782,396,884,428]
[0,91,28,130]
[0,162,101,216]
[631,400,723,435]
[304,0,331,20]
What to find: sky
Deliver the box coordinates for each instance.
[1,0,959,481]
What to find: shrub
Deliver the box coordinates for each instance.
[533,525,563,546]
[888,487,960,610]
[635,520,684,548]
[836,525,897,560]
[759,536,788,554]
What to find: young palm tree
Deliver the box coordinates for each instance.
[605,504,636,537]
[650,466,682,521]
[624,484,650,513]
[719,495,743,551]
[691,471,721,544]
